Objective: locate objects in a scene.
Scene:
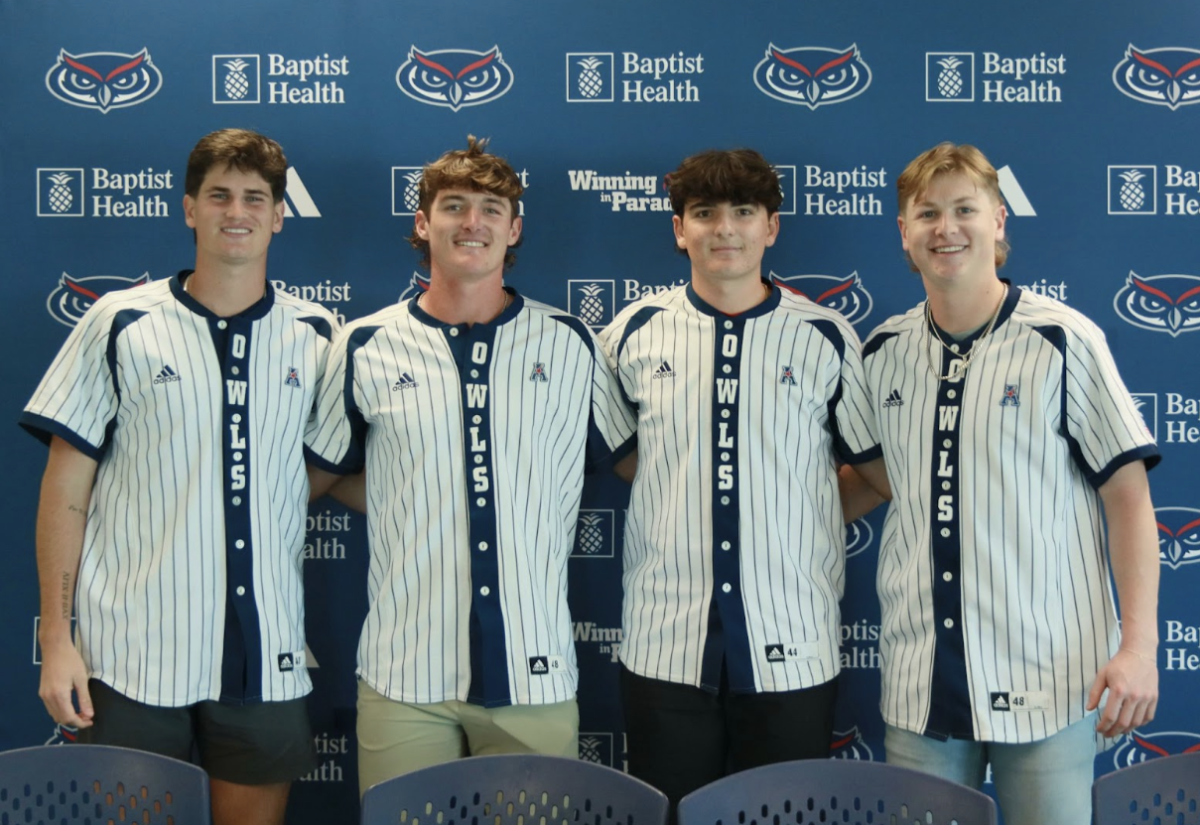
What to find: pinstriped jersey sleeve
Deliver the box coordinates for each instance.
[21,303,123,459]
[824,316,882,464]
[596,312,639,451]
[585,323,637,466]
[1061,320,1160,487]
[305,321,368,473]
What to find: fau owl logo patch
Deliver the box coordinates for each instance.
[845,518,875,560]
[1113,45,1200,110]
[829,727,875,761]
[1113,272,1200,337]
[1112,730,1200,768]
[753,44,872,108]
[770,272,874,325]
[398,270,432,303]
[47,272,151,327]
[396,46,514,111]
[1154,507,1200,570]
[45,49,163,113]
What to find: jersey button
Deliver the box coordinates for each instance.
[947,389,956,399]
[233,452,243,461]
[478,542,488,551]
[721,583,732,593]
[724,320,734,330]
[476,497,486,507]
[236,586,246,596]
[942,439,951,448]
[232,366,240,376]
[217,320,228,330]
[940,527,950,537]
[470,370,479,378]
[943,618,954,629]
[721,541,731,551]
[950,344,960,353]
[449,328,460,337]
[942,571,953,582]
[720,496,730,505]
[233,414,243,423]
[473,415,482,424]
[232,496,242,506]
[942,481,951,491]
[474,455,483,464]
[235,540,245,549]
[722,365,732,374]
[720,409,730,418]
[720,452,730,462]
[480,586,490,596]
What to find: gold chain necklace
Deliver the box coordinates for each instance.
[923,290,1004,382]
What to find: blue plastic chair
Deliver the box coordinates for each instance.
[1092,751,1200,825]
[360,754,669,825]
[0,744,210,825]
[677,759,997,825]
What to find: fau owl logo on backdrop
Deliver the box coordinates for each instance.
[844,518,875,560]
[1113,45,1200,110]
[770,272,874,325]
[1113,272,1200,337]
[45,49,163,112]
[397,271,432,302]
[1154,507,1200,570]
[1112,731,1200,768]
[396,46,514,111]
[753,44,871,108]
[829,727,875,761]
[47,272,151,327]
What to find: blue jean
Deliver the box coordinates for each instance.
[884,717,1096,825]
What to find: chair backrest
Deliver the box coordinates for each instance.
[1093,751,1200,825]
[360,754,669,825]
[677,759,997,825]
[0,744,210,825]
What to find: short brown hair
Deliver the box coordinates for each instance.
[666,149,783,255]
[185,129,288,203]
[407,135,524,269]
[896,142,1010,270]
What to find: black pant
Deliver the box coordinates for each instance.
[620,665,837,823]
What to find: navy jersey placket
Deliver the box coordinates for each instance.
[446,322,510,707]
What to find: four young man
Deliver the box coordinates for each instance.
[24,132,1159,825]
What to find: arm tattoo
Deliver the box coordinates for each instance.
[67,504,86,516]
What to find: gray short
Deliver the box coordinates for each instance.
[80,679,317,785]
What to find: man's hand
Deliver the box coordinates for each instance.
[38,637,94,728]
[1087,647,1158,737]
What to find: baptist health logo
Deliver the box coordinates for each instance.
[567,53,614,102]
[37,168,85,216]
[1108,166,1157,215]
[213,53,349,105]
[578,732,617,767]
[571,509,615,558]
[927,53,975,100]
[926,51,1066,103]
[567,281,615,329]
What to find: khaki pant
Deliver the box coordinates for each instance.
[356,680,579,796]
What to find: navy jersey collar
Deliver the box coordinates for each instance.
[408,286,524,330]
[925,279,1020,349]
[686,279,781,319]
[172,270,276,321]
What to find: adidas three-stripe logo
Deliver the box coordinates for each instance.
[152,365,181,385]
[651,360,675,380]
[882,389,904,408]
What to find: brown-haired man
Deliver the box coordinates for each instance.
[598,148,880,818]
[23,129,337,825]
[307,136,634,793]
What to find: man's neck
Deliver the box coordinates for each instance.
[691,271,769,315]
[419,269,509,326]
[926,278,1006,335]
[186,260,269,317]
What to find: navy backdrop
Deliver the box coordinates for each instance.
[2,1,1198,821]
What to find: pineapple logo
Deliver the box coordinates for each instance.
[572,510,614,558]
[392,167,426,216]
[578,735,611,765]
[37,168,85,217]
[212,54,260,103]
[1107,166,1156,215]
[566,53,614,102]
[926,53,974,102]
[567,280,615,329]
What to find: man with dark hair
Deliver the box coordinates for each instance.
[306,136,634,794]
[848,141,1159,825]
[23,128,336,825]
[598,148,880,818]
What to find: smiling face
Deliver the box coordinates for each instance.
[414,187,523,284]
[898,171,1006,295]
[673,199,779,287]
[183,163,283,269]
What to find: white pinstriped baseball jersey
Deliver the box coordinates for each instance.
[599,282,880,693]
[306,291,635,707]
[862,283,1160,744]
[22,273,336,707]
